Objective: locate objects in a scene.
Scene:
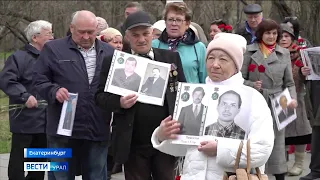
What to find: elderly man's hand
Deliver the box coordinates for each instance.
[157,116,180,142]
[56,88,69,103]
[198,140,218,156]
[25,95,38,108]
[120,94,138,109]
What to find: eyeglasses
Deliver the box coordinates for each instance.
[166,18,186,25]
[285,16,298,20]
[36,32,54,37]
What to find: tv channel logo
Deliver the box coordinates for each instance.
[24,162,68,171]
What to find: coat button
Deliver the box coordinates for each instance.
[128,123,132,127]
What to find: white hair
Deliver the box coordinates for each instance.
[97,17,108,30]
[24,20,52,43]
[71,11,79,25]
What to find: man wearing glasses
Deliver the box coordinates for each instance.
[0,20,53,180]
[235,4,263,45]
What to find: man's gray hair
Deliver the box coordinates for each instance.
[24,20,52,43]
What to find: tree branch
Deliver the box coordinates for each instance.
[0,10,36,22]
[240,0,248,6]
[5,22,28,44]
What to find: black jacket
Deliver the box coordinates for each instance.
[0,44,46,134]
[235,22,254,45]
[95,47,186,163]
[33,36,114,141]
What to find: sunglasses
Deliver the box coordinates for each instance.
[285,16,298,20]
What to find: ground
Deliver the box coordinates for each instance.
[0,153,312,180]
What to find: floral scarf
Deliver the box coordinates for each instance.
[167,32,188,51]
[259,41,276,58]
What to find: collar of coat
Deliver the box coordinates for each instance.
[66,35,104,52]
[246,42,286,54]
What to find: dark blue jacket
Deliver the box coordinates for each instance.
[33,36,114,141]
[0,44,46,134]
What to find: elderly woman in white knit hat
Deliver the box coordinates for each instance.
[99,27,123,51]
[151,33,274,179]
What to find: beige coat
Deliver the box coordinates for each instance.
[241,43,297,174]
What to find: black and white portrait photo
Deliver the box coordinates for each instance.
[140,63,169,98]
[205,90,245,140]
[178,87,207,136]
[111,56,141,92]
[105,50,171,106]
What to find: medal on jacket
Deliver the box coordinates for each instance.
[170,83,174,92]
[173,70,178,76]
[175,81,179,91]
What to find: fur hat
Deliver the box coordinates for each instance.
[206,33,247,72]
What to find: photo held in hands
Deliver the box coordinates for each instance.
[104,50,171,106]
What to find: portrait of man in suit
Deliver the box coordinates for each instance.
[178,87,206,136]
[111,57,141,92]
[205,90,245,139]
[140,67,166,98]
[278,95,295,123]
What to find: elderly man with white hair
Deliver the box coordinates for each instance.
[33,10,114,180]
[0,20,53,180]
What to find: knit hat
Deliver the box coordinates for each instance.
[99,28,122,42]
[206,33,247,71]
[152,20,166,32]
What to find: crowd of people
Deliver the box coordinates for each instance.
[0,1,319,180]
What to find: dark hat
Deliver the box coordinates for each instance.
[280,23,295,38]
[124,11,152,31]
[243,4,262,14]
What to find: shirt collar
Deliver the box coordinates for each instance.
[131,48,154,60]
[217,121,235,132]
[78,43,95,52]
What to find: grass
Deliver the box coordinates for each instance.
[0,94,11,154]
[0,51,13,60]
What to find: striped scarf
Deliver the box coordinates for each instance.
[259,41,276,58]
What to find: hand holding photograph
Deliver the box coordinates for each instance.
[171,82,252,146]
[57,93,78,136]
[104,50,171,106]
[300,47,320,80]
[271,88,297,130]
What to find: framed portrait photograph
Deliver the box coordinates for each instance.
[104,50,171,106]
[171,83,252,146]
[57,93,78,137]
[271,88,297,130]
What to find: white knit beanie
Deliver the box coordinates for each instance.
[206,33,247,72]
[152,20,166,32]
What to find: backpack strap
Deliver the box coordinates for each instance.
[234,140,244,170]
